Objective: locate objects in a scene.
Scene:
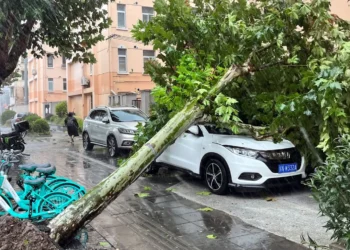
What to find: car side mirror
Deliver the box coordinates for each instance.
[102,117,110,124]
[186,126,200,136]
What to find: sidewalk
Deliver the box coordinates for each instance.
[20,132,307,250]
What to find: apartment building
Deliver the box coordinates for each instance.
[331,0,350,21]
[9,58,27,113]
[67,0,155,118]
[28,49,67,117]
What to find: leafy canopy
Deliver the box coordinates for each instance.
[0,0,112,85]
[132,0,350,165]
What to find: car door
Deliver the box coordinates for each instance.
[87,110,100,142]
[95,109,110,144]
[158,125,204,173]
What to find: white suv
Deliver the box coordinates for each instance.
[82,106,148,156]
[154,124,306,194]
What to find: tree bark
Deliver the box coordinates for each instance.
[48,64,249,243]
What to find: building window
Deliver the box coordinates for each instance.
[48,78,54,92]
[143,50,155,71]
[117,4,126,28]
[118,49,127,73]
[142,7,154,22]
[63,78,67,91]
[90,63,93,75]
[47,54,53,68]
[62,56,66,67]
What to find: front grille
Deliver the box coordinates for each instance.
[256,148,302,173]
[264,175,302,187]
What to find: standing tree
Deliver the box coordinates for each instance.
[0,0,112,86]
[48,0,350,245]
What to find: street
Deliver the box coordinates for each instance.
[15,129,327,249]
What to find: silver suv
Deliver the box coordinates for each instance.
[82,106,148,156]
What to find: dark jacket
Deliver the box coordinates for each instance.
[64,116,79,137]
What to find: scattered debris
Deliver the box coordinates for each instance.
[206,234,217,239]
[198,207,214,212]
[265,197,277,202]
[144,186,152,191]
[196,191,211,196]
[134,192,150,198]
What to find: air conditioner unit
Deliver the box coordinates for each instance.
[81,77,90,86]
[32,69,37,76]
[118,45,125,49]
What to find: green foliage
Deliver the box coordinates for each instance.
[24,113,40,128]
[76,117,83,133]
[132,0,350,167]
[0,0,112,85]
[1,110,15,125]
[308,135,350,249]
[45,113,54,121]
[55,101,67,118]
[4,119,12,127]
[31,119,50,134]
[2,68,21,86]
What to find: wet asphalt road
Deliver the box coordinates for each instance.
[11,129,311,250]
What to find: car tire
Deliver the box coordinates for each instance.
[107,135,118,157]
[204,159,228,195]
[83,132,94,151]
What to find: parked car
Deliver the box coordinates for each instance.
[82,106,148,157]
[11,112,30,131]
[153,124,306,194]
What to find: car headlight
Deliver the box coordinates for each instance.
[118,128,136,135]
[225,146,258,158]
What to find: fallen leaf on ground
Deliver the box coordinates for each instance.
[166,187,175,192]
[99,242,110,247]
[265,197,277,202]
[144,186,152,191]
[198,207,214,212]
[196,191,211,196]
[135,193,150,198]
[206,234,217,239]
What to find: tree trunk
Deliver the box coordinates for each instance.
[48,65,248,243]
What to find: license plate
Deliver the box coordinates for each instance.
[278,163,297,173]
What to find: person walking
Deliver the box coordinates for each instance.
[64,112,79,143]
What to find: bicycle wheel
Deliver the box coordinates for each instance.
[0,193,13,216]
[51,183,86,198]
[46,177,68,187]
[37,192,72,216]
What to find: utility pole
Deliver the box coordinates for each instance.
[24,57,28,105]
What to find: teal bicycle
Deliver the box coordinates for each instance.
[0,150,86,199]
[0,161,77,220]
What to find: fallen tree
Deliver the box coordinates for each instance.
[48,0,350,245]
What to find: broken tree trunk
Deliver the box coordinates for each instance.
[48,64,249,243]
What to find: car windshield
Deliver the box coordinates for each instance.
[205,125,233,135]
[110,109,147,122]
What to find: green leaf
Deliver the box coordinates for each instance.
[196,191,211,196]
[166,187,175,192]
[198,207,214,212]
[144,186,152,191]
[206,234,217,239]
[99,242,111,247]
[135,192,150,198]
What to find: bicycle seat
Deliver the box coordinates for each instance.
[24,177,46,187]
[36,165,56,175]
[19,164,37,172]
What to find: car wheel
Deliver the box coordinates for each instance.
[107,136,118,157]
[204,159,228,195]
[83,133,94,151]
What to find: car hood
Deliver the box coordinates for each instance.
[212,135,295,151]
[116,121,145,130]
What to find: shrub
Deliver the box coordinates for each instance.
[50,115,58,122]
[45,113,54,121]
[31,119,50,134]
[4,119,12,127]
[55,101,67,118]
[1,110,16,125]
[76,117,83,133]
[308,134,350,248]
